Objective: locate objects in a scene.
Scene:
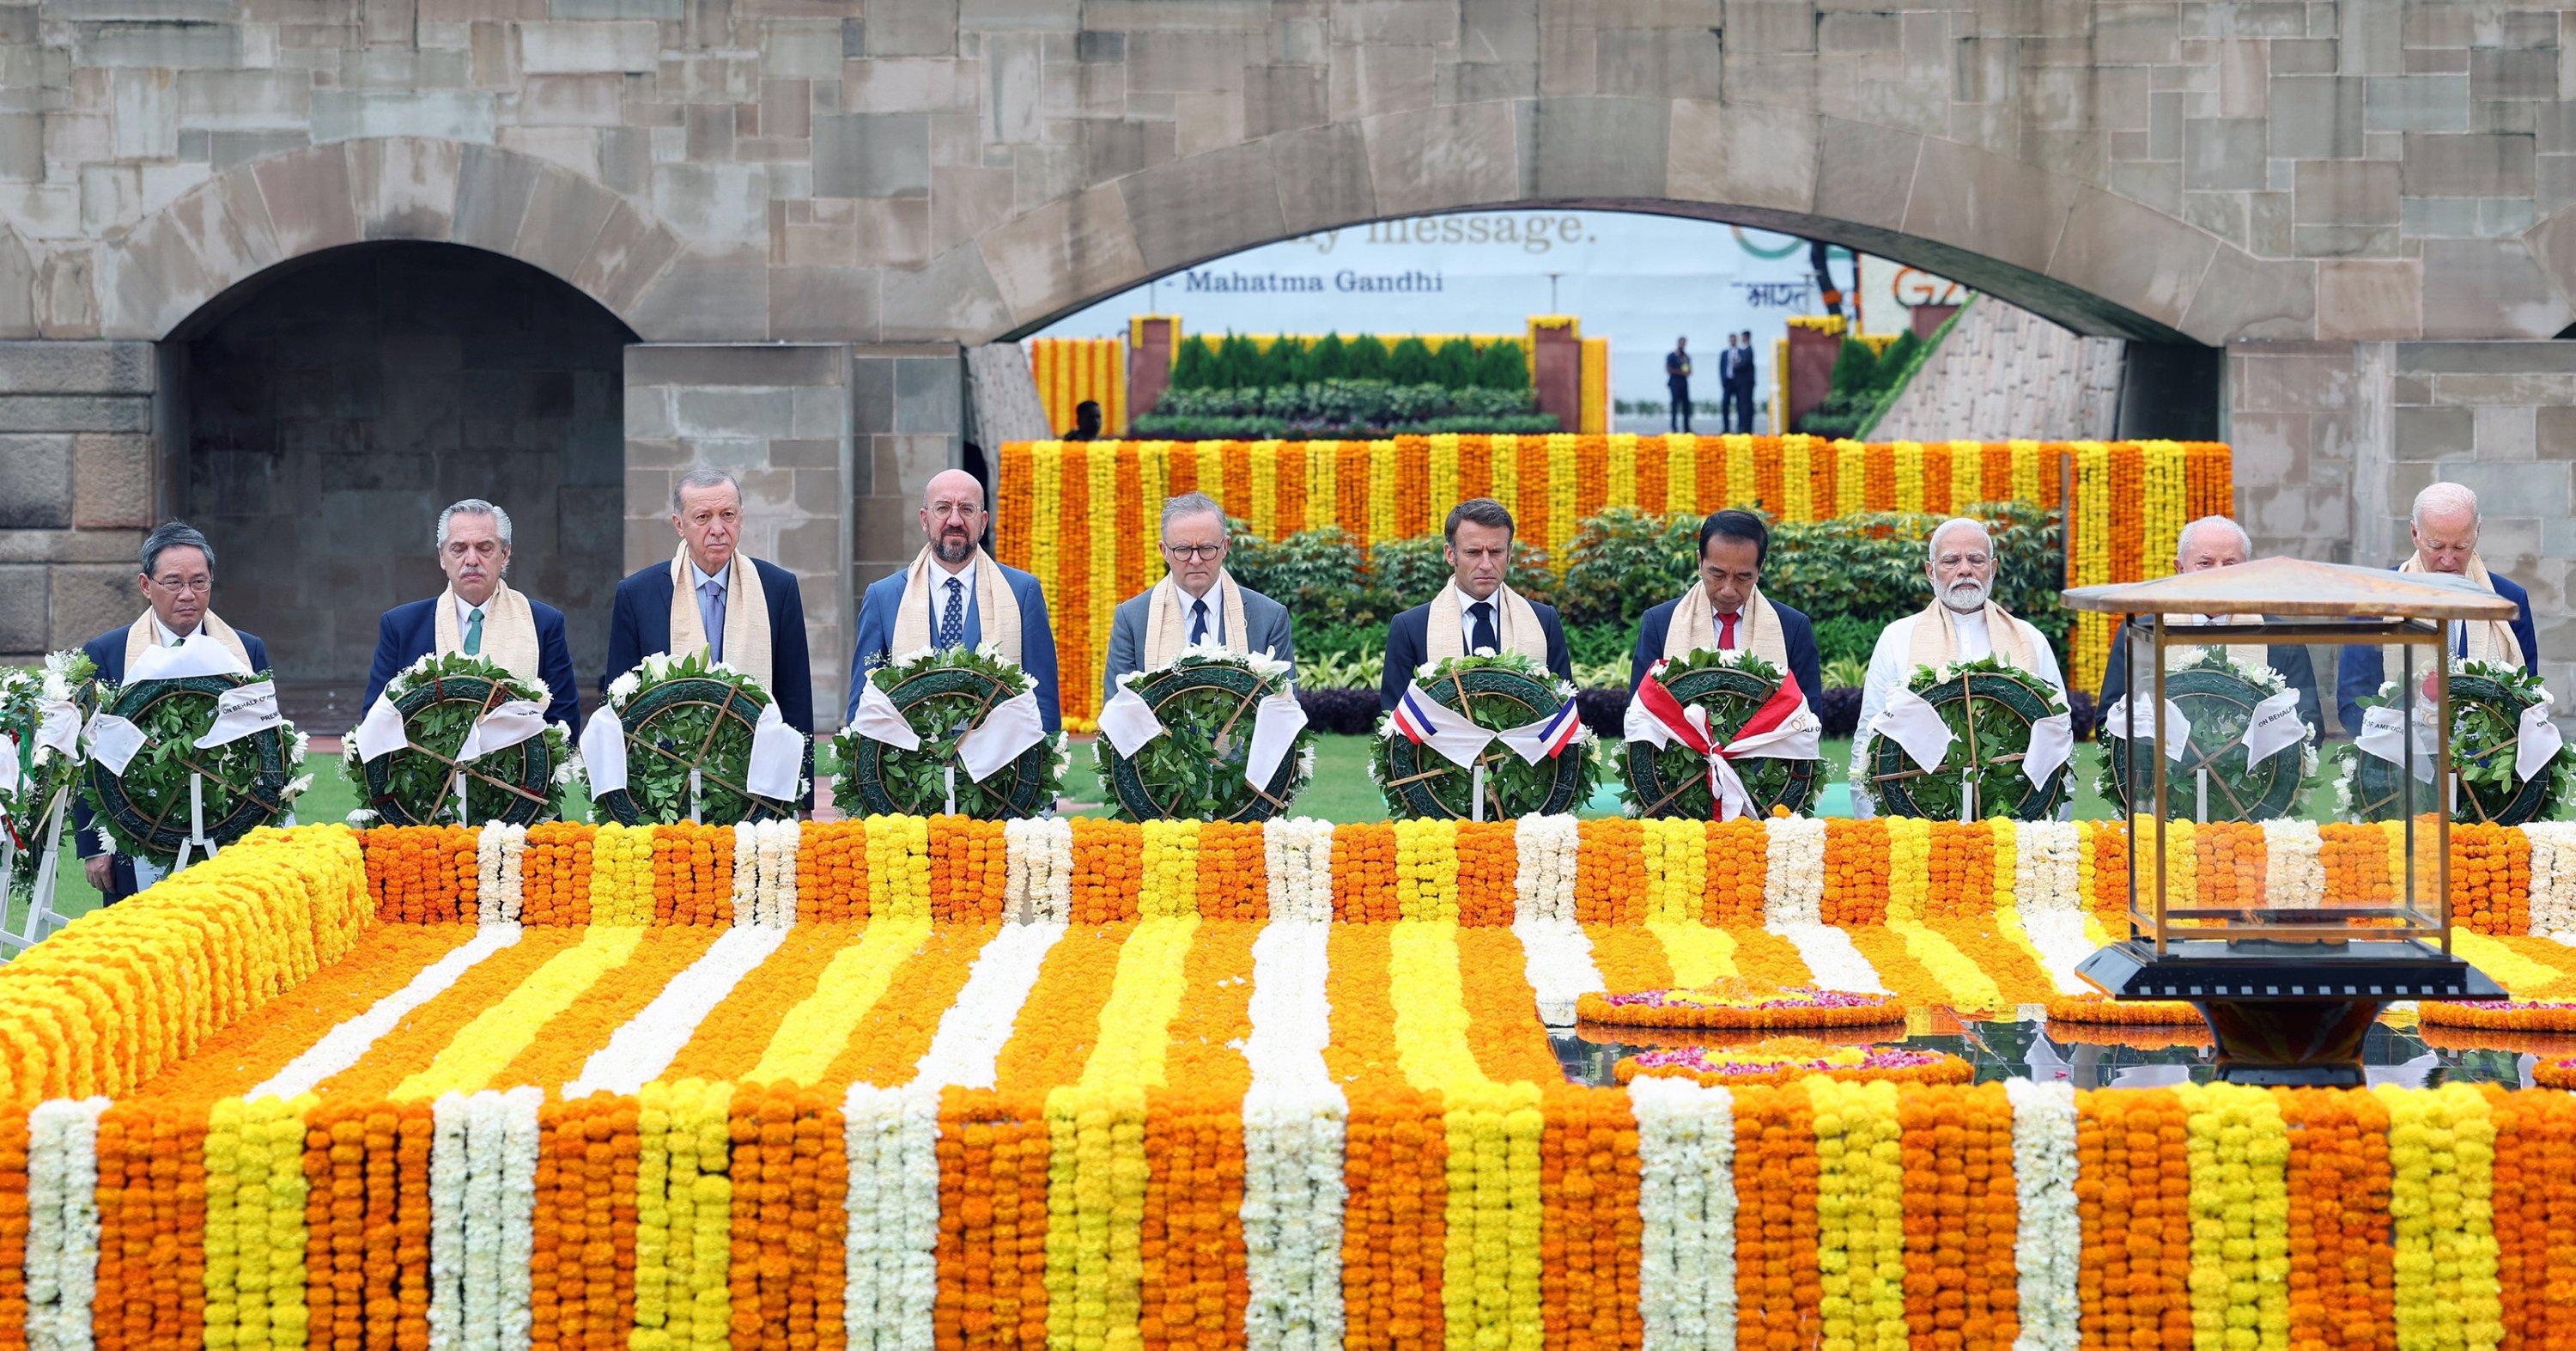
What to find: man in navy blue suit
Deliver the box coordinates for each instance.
[848,468,1063,733]
[2336,481,2541,735]
[361,499,581,727]
[1630,509,1824,706]
[1379,498,1573,710]
[2098,515,2323,739]
[76,520,273,902]
[602,468,816,798]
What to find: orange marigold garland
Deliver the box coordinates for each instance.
[798,820,869,923]
[1576,979,1903,1030]
[1575,819,1645,925]
[1901,1081,2020,1348]
[1820,819,1889,927]
[1332,824,1398,923]
[1734,1084,1820,1351]
[1706,819,1770,927]
[2044,993,2204,1025]
[1540,1083,1642,1351]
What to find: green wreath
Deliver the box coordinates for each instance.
[343,652,572,828]
[82,671,308,867]
[2335,660,2573,825]
[1,650,96,895]
[831,646,1066,820]
[1093,650,1315,822]
[1619,648,1820,819]
[2098,648,2315,822]
[1370,652,1599,820]
[591,651,799,825]
[1862,654,2071,821]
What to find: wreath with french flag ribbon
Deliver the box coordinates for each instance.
[1371,652,1596,820]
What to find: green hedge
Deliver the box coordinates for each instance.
[1169,332,1529,393]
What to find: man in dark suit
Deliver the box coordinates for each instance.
[1665,338,1692,433]
[1380,498,1574,710]
[1726,330,1759,433]
[602,468,815,797]
[2098,514,2322,738]
[362,498,581,727]
[1631,509,1824,706]
[1103,491,1295,688]
[2336,481,2541,734]
[1064,399,1104,441]
[76,520,273,902]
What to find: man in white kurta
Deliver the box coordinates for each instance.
[1850,517,2066,818]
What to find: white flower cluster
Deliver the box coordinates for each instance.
[1771,923,1890,995]
[1514,912,1605,1027]
[1262,818,1336,922]
[1512,814,1581,922]
[425,1087,541,1351]
[2530,822,2576,936]
[565,927,793,1098]
[734,820,799,927]
[841,1085,941,1351]
[26,1097,106,1351]
[2004,1080,2082,1351]
[908,922,1066,1092]
[1630,1077,1737,1350]
[1004,817,1075,922]
[1172,641,1295,685]
[2262,820,2326,909]
[2013,822,2082,920]
[475,823,527,923]
[1762,816,1830,926]
[1241,922,1346,1350]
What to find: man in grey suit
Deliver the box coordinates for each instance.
[1104,491,1296,689]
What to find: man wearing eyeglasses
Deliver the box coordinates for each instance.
[75,520,273,900]
[361,499,583,728]
[848,467,1063,733]
[1103,492,1295,690]
[1848,516,2065,817]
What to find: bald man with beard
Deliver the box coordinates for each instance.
[848,468,1064,733]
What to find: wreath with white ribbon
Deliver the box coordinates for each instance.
[2335,660,2571,825]
[81,642,309,867]
[1093,646,1315,822]
[580,651,806,825]
[1619,647,1822,820]
[344,652,574,828]
[1862,654,2074,820]
[1370,652,1598,821]
[834,644,1066,819]
[2097,648,2317,822]
[0,650,95,897]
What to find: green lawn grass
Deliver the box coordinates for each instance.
[24,734,2338,933]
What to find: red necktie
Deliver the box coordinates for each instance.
[1718,612,1739,648]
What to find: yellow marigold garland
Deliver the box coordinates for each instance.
[1138,819,1202,918]
[865,815,932,921]
[2376,1082,2503,1351]
[1395,819,1462,922]
[1809,1076,1909,1351]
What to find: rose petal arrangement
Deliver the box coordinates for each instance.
[1577,980,1905,1030]
[3,812,2575,1348]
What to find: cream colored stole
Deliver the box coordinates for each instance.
[122,610,252,674]
[887,546,1023,664]
[2398,551,2525,668]
[1140,571,1253,670]
[1905,597,2040,672]
[666,545,775,687]
[2158,612,2269,673]
[1662,581,1792,671]
[1425,581,1550,665]
[431,582,544,687]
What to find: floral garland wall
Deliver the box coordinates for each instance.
[995,435,2231,721]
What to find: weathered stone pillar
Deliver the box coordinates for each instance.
[0,341,158,666]
[849,344,965,595]
[623,344,853,728]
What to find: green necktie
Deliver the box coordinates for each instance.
[465,606,484,655]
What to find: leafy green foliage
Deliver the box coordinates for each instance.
[1617,648,1814,818]
[1370,652,1598,819]
[1094,652,1315,820]
[0,651,97,894]
[1303,332,1347,383]
[1170,336,1216,389]
[1133,380,1552,440]
[85,670,305,865]
[1474,339,1531,391]
[1812,613,1880,670]
[1828,338,1880,398]
[832,645,1064,820]
[1874,330,1923,392]
[1558,508,1702,629]
[604,651,789,825]
[1428,338,1477,388]
[1345,333,1389,380]
[1864,654,2070,820]
[1385,336,1435,385]
[2337,660,2574,825]
[346,652,569,826]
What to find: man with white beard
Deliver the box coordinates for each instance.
[1848,516,2066,818]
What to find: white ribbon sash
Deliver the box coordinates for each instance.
[1868,687,1953,773]
[2518,696,2565,784]
[744,701,806,800]
[194,680,281,750]
[2023,711,2075,788]
[83,712,146,776]
[2240,689,2307,766]
[2097,695,2193,763]
[1242,691,1309,790]
[2354,705,2436,783]
[847,681,924,752]
[1096,682,1167,758]
[579,709,629,795]
[957,691,1048,782]
[1388,682,1496,769]
[126,639,248,683]
[34,701,81,758]
[455,700,549,763]
[353,697,410,764]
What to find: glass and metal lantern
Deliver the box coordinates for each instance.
[2063,557,2508,1085]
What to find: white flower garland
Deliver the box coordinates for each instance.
[494,1086,539,1351]
[2261,819,2325,909]
[2014,822,2082,920]
[906,922,1066,1091]
[2526,822,2576,936]
[841,1084,941,1351]
[26,1098,105,1351]
[1242,921,1346,1351]
[732,822,761,922]
[2005,1079,2082,1351]
[1630,1077,1736,1351]
[560,924,792,1098]
[2016,910,2101,996]
[250,924,526,1099]
[429,1092,471,1350]
[1512,916,1605,1025]
[1765,922,1888,995]
[473,823,526,924]
[1005,817,1076,923]
[1257,818,1334,922]
[428,1088,540,1351]
[1763,817,1829,926]
[1512,814,1581,922]
[758,819,797,925]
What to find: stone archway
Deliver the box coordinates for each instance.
[170,240,636,722]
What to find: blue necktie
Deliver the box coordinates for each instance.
[1189,597,1209,646]
[698,578,725,663]
[1469,600,1498,654]
[939,577,965,648]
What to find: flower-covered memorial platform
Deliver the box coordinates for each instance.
[5,815,2576,1348]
